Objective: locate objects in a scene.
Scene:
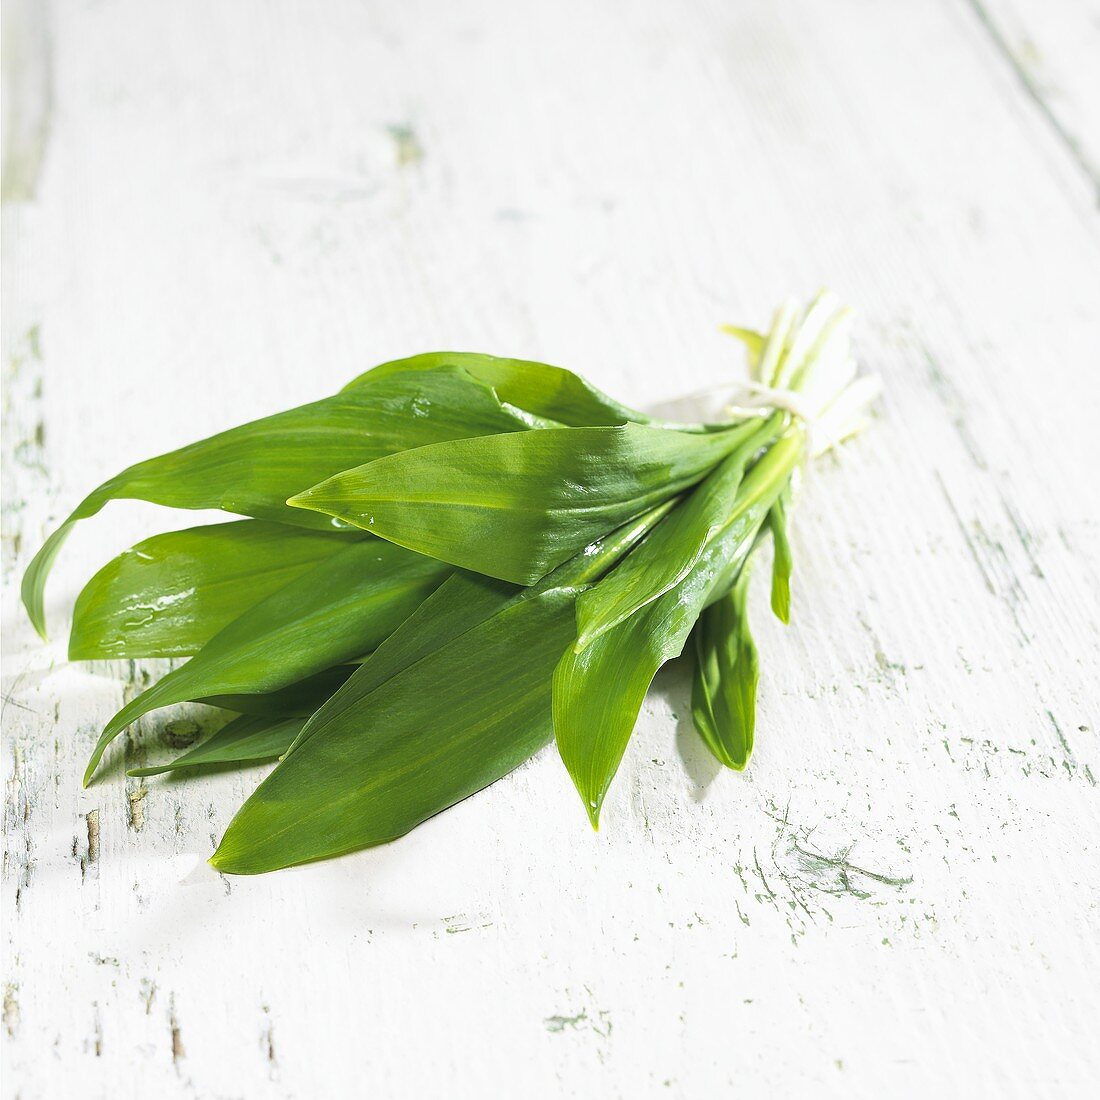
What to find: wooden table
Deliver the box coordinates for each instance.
[3,1,1097,1095]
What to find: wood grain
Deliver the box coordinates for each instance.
[3,0,1098,1096]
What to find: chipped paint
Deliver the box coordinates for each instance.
[126,785,146,831]
[3,982,18,1037]
[168,995,185,1068]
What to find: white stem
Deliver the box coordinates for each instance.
[723,291,880,457]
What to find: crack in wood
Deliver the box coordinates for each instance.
[962,0,1100,201]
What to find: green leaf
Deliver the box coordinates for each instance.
[212,585,577,873]
[719,325,766,378]
[23,367,528,638]
[769,493,792,624]
[84,538,450,784]
[280,573,519,759]
[210,504,672,873]
[201,665,356,717]
[128,714,305,778]
[70,520,366,660]
[344,351,646,427]
[553,431,802,825]
[690,574,759,770]
[289,423,744,584]
[573,416,781,649]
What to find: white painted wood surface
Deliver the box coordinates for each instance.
[3,0,1098,1096]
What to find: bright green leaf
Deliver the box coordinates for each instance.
[344,351,645,427]
[289,424,744,584]
[84,539,450,784]
[212,586,577,873]
[553,432,801,825]
[24,367,528,638]
[70,520,366,660]
[769,492,793,624]
[573,416,781,649]
[210,505,672,873]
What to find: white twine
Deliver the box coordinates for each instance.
[724,379,843,461]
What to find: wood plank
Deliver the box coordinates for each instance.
[963,0,1100,198]
[3,0,1099,1096]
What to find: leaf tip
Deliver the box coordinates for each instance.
[21,584,48,641]
[208,837,239,873]
[209,842,258,876]
[285,489,315,511]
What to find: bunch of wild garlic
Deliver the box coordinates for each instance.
[25,293,877,873]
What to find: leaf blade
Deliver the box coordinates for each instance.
[344,351,646,427]
[290,424,742,584]
[128,714,305,778]
[211,587,578,874]
[70,520,366,660]
[201,664,357,717]
[690,575,759,770]
[83,538,450,784]
[209,504,672,872]
[769,492,793,624]
[573,417,780,648]
[554,432,801,824]
[24,366,527,636]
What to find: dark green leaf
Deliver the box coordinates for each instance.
[212,586,577,873]
[202,665,356,717]
[70,520,366,660]
[769,492,793,624]
[128,714,304,778]
[84,538,450,784]
[690,574,759,770]
[290,424,743,584]
[24,367,528,638]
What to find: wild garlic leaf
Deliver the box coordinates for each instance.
[554,605,669,830]
[690,575,759,770]
[70,520,367,660]
[128,714,305,778]
[554,570,724,828]
[289,424,744,585]
[573,417,782,649]
[553,434,800,825]
[211,586,578,874]
[719,325,766,378]
[201,664,356,717]
[343,351,646,427]
[280,571,519,760]
[23,366,528,638]
[278,501,673,762]
[83,539,451,784]
[210,505,670,873]
[769,492,793,624]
